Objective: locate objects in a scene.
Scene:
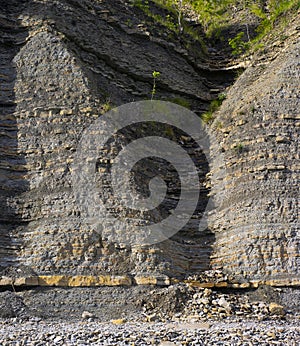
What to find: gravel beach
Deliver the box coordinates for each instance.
[0,285,299,345]
[0,318,299,345]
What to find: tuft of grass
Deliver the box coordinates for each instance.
[101,100,113,114]
[217,92,227,102]
[233,142,245,154]
[201,92,226,124]
[228,32,250,56]
[201,111,215,124]
[125,18,133,28]
[214,120,223,130]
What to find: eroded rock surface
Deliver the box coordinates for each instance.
[209,29,300,285]
[0,0,299,286]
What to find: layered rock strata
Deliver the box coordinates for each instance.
[209,29,300,285]
[0,0,232,279]
[0,0,299,286]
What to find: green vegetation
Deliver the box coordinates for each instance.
[214,120,223,130]
[228,32,250,56]
[132,0,178,32]
[201,93,226,124]
[186,0,299,54]
[101,99,113,114]
[131,0,206,48]
[250,0,299,44]
[125,18,133,28]
[131,1,299,56]
[184,0,238,37]
[233,142,246,154]
[151,70,161,100]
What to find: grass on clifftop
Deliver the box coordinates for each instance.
[186,0,300,54]
[132,0,299,56]
[185,0,299,33]
[131,0,206,48]
[250,0,300,42]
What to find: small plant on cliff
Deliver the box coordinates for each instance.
[132,0,150,12]
[151,70,161,100]
[217,93,227,102]
[201,92,227,124]
[228,32,250,56]
[101,99,113,114]
[233,142,246,154]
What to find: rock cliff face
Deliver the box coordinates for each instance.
[0,0,299,286]
[209,26,300,285]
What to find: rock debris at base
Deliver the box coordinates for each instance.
[0,319,299,346]
[0,285,299,345]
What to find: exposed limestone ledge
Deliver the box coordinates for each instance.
[134,275,171,286]
[0,275,132,287]
[184,279,300,288]
[1,275,299,288]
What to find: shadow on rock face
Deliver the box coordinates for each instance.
[0,0,236,279]
[0,1,30,269]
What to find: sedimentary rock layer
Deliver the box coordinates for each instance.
[0,0,299,285]
[0,0,231,278]
[210,32,300,284]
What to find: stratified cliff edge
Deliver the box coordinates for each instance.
[209,26,300,286]
[0,0,299,287]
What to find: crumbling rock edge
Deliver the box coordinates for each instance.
[1,274,299,289]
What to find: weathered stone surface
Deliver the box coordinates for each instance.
[209,26,300,284]
[0,0,299,287]
[0,0,229,279]
[37,275,132,286]
[111,318,126,325]
[0,0,29,269]
[134,274,170,286]
[0,291,31,318]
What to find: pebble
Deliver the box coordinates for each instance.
[81,311,95,320]
[269,302,285,316]
[111,318,126,325]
